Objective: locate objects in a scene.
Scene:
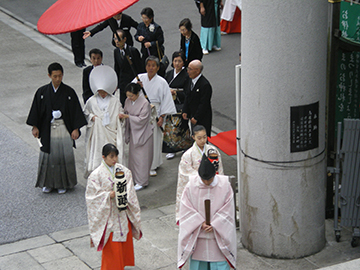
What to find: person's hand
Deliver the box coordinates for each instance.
[157,116,164,127]
[137,81,143,88]
[182,113,188,120]
[91,116,96,122]
[144,42,151,48]
[200,6,206,16]
[119,113,128,119]
[71,129,80,140]
[138,36,145,42]
[83,31,91,39]
[32,126,39,138]
[201,222,213,232]
[170,89,177,96]
[220,0,224,9]
[190,117,197,125]
[110,191,116,199]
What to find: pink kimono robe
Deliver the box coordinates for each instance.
[177,175,236,269]
[85,162,142,251]
[124,94,154,187]
[176,142,224,222]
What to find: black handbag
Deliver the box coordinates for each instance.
[156,41,169,71]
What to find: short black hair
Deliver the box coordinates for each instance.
[141,7,154,19]
[102,143,119,157]
[125,83,141,95]
[179,18,192,31]
[89,48,103,58]
[172,51,186,64]
[192,125,206,136]
[48,62,63,75]
[115,29,126,39]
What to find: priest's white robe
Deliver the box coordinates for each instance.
[133,73,176,170]
[177,175,236,269]
[176,142,224,222]
[83,93,125,178]
[85,162,142,250]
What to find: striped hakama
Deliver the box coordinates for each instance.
[36,119,77,189]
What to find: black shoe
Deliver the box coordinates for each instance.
[75,62,85,68]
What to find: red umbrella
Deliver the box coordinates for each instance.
[37,0,139,35]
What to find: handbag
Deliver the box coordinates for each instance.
[162,113,192,153]
[156,41,169,71]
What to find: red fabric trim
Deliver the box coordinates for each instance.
[220,8,241,33]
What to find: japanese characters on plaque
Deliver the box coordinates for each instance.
[335,1,360,133]
[336,51,360,122]
[290,102,319,153]
[114,168,128,211]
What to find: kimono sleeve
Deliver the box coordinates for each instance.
[127,101,152,146]
[211,181,237,268]
[83,98,96,128]
[26,88,43,129]
[124,169,142,240]
[85,171,112,249]
[158,80,176,116]
[176,149,198,222]
[177,183,203,268]
[69,90,88,131]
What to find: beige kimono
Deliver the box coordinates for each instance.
[85,162,141,250]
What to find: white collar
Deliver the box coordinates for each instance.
[119,43,127,50]
[198,175,218,187]
[195,142,206,155]
[191,73,202,87]
[51,82,60,92]
[103,160,114,175]
[173,67,184,79]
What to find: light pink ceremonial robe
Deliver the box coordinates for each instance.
[85,162,141,250]
[132,74,176,170]
[178,175,236,269]
[124,94,154,187]
[176,142,224,222]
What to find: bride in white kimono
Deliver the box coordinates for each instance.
[176,125,224,223]
[83,65,125,178]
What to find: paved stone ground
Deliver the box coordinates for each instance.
[0,123,88,245]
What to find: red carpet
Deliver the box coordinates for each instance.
[208,129,237,156]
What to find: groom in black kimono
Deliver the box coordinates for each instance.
[26,62,87,194]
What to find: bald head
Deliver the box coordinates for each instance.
[187,60,203,79]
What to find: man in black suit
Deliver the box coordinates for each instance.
[82,48,103,103]
[71,28,86,67]
[182,60,212,137]
[113,29,144,106]
[83,12,138,47]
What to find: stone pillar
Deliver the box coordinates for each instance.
[240,0,327,258]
